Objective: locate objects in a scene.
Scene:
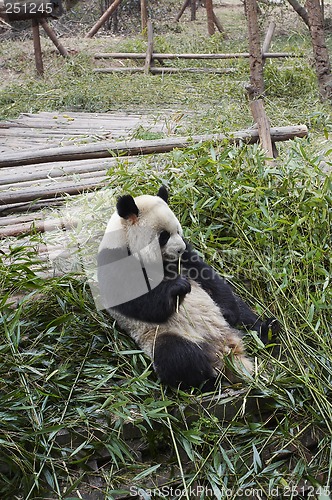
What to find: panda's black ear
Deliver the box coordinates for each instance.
[157,185,168,204]
[117,195,139,221]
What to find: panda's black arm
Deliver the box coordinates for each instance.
[181,242,266,332]
[181,243,279,340]
[180,242,241,326]
[97,247,190,323]
[112,275,190,323]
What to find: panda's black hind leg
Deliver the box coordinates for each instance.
[259,317,281,344]
[153,333,216,390]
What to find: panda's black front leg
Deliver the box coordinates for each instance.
[181,242,240,326]
[113,275,191,324]
[181,242,279,342]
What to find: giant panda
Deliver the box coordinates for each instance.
[97,186,277,391]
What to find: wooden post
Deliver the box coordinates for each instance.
[249,97,275,157]
[244,0,264,97]
[40,18,69,57]
[141,0,148,33]
[191,0,196,20]
[175,0,190,22]
[144,20,153,74]
[212,10,225,33]
[85,0,122,38]
[262,20,275,56]
[31,19,44,76]
[206,0,215,35]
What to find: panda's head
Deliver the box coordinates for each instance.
[103,186,186,261]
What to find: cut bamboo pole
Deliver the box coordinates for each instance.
[0,158,122,185]
[0,218,78,238]
[94,66,234,74]
[94,51,300,60]
[85,0,122,38]
[0,178,107,205]
[0,125,308,169]
[0,213,44,227]
[0,199,66,217]
[0,169,107,192]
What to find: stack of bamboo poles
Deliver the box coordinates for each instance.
[0,125,308,237]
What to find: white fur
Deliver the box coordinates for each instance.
[99,194,185,259]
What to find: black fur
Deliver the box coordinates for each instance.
[153,333,216,390]
[159,230,171,247]
[117,195,139,220]
[180,242,279,340]
[98,243,278,339]
[114,274,190,323]
[157,185,168,204]
[98,247,191,323]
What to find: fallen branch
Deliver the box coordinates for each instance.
[0,125,308,169]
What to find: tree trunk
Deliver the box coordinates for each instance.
[286,0,310,27]
[140,0,148,33]
[190,0,196,20]
[205,0,215,35]
[244,0,264,96]
[305,0,332,100]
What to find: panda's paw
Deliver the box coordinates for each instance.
[260,317,280,344]
[171,276,191,301]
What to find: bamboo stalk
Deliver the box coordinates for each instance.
[0,125,308,169]
[0,198,65,216]
[0,169,107,192]
[0,213,44,227]
[0,158,122,185]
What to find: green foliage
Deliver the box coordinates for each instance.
[1,141,331,498]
